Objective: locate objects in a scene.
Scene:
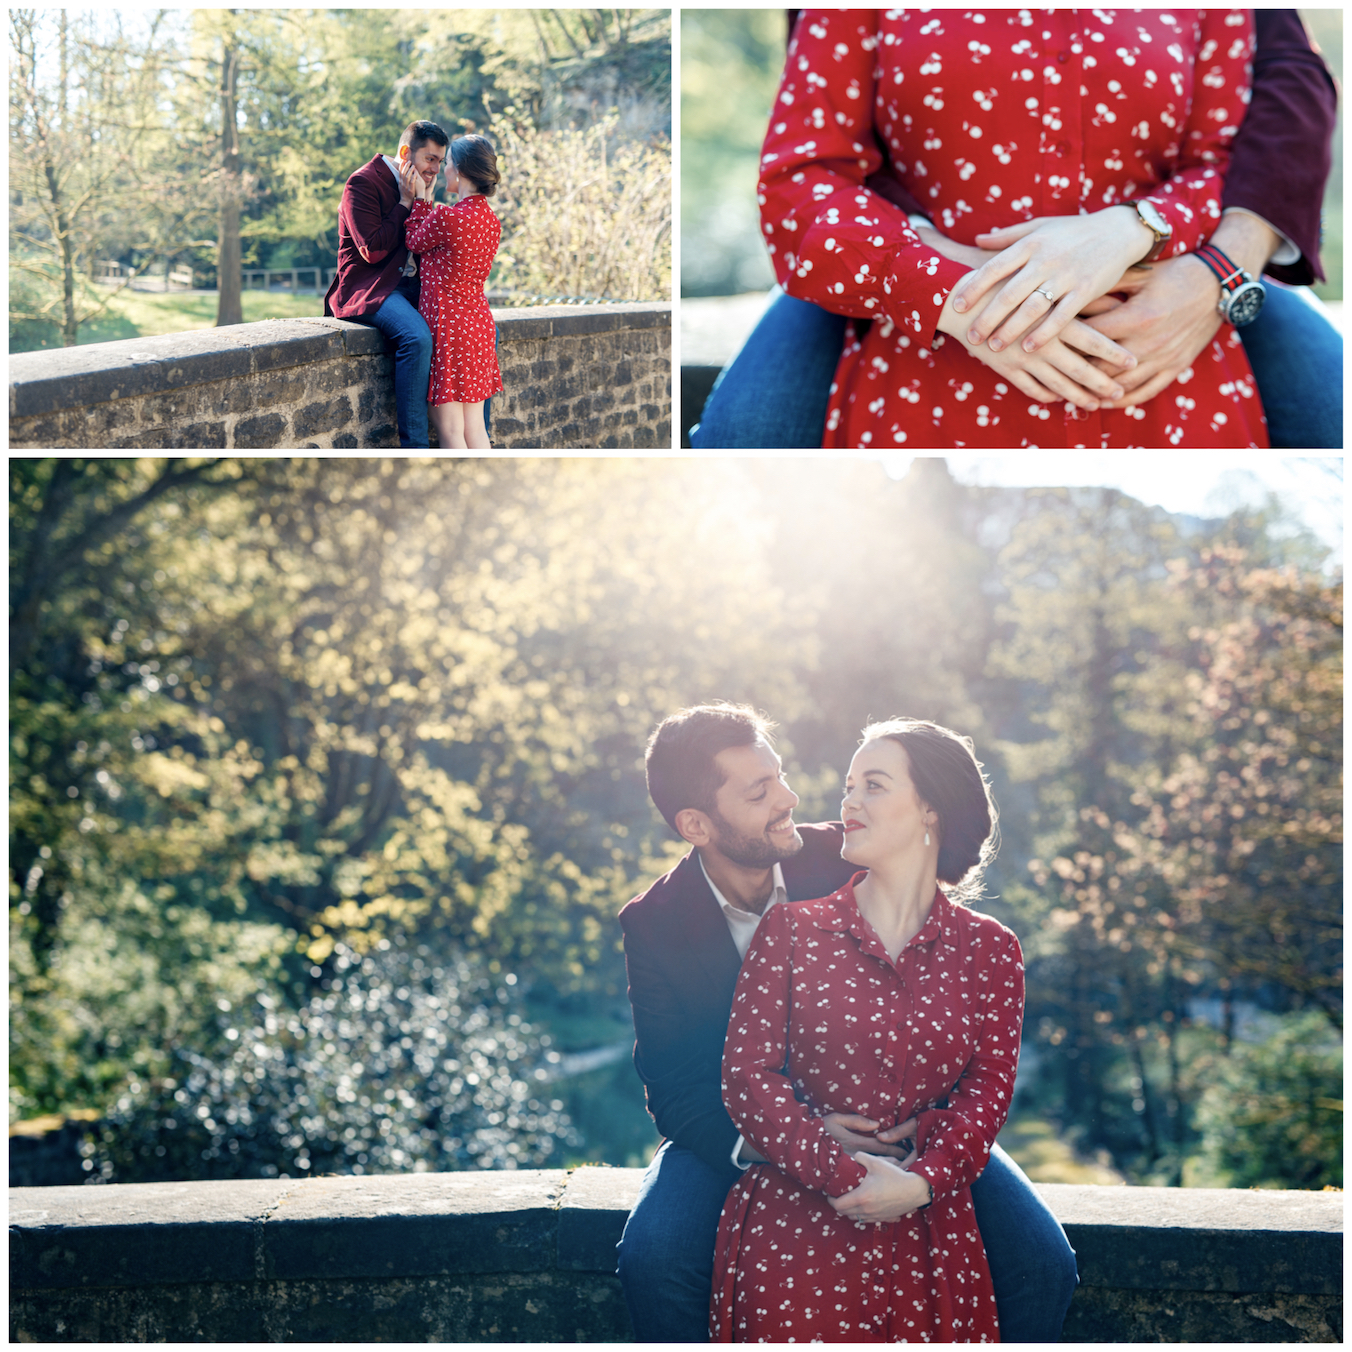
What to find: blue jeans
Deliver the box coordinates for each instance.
[689,282,1343,450]
[362,281,433,448]
[616,1140,1078,1343]
[1238,283,1342,448]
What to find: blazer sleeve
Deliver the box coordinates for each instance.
[721,905,868,1198]
[622,910,741,1172]
[1132,9,1256,260]
[405,199,458,258]
[342,168,410,265]
[1221,9,1337,285]
[908,923,1024,1203]
[759,10,971,347]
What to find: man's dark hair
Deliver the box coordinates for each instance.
[400,120,450,156]
[646,703,776,834]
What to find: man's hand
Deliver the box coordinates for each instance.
[1078,256,1224,407]
[823,1112,917,1162]
[1083,211,1282,408]
[830,1151,931,1224]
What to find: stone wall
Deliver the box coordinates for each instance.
[8,303,671,452]
[9,1171,1342,1342]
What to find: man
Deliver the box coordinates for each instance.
[324,121,448,449]
[617,704,1077,1342]
[691,9,1339,449]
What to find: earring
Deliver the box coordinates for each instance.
[924,829,931,847]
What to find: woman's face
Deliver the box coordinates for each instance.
[840,737,934,868]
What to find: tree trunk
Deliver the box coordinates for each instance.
[216,35,243,327]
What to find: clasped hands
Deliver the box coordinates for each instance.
[926,206,1226,412]
[823,1112,931,1224]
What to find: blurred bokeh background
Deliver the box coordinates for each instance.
[11,457,1341,1193]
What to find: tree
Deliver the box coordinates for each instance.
[8,11,188,346]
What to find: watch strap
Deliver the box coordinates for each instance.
[1193,242,1249,296]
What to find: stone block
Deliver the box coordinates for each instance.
[9,1178,291,1289]
[333,432,359,449]
[243,322,346,374]
[293,396,354,440]
[233,413,289,449]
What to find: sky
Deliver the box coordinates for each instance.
[881,454,1343,567]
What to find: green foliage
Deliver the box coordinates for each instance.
[680,9,786,296]
[9,10,671,347]
[9,457,1341,1191]
[1192,1012,1342,1190]
[83,937,577,1182]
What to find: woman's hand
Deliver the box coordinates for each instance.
[936,290,1136,411]
[830,1151,931,1224]
[397,157,424,207]
[949,208,1157,355]
[823,1112,918,1162]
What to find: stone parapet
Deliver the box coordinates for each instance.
[8,1171,1342,1342]
[8,303,671,451]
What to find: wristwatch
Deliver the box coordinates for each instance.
[1129,199,1172,263]
[1193,242,1266,326]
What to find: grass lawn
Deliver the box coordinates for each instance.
[11,290,326,353]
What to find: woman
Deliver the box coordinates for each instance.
[760,10,1266,449]
[710,719,1020,1342]
[403,134,504,449]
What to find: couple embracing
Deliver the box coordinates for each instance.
[324,120,503,449]
[618,704,1076,1343]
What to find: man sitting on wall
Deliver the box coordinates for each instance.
[324,121,448,449]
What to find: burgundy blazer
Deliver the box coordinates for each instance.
[620,822,857,1172]
[324,155,415,320]
[788,9,1336,284]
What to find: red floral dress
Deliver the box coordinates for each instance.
[711,878,1023,1343]
[760,10,1267,449]
[406,195,504,404]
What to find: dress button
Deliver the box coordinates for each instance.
[1056,140,1071,156]
[1057,50,1070,63]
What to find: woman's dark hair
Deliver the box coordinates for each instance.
[452,134,500,198]
[646,703,776,834]
[860,717,998,903]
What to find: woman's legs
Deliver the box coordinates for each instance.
[1238,284,1343,448]
[461,400,490,450]
[689,289,848,449]
[430,401,467,449]
[430,401,489,450]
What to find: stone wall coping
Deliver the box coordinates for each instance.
[8,303,672,420]
[10,1170,1342,1298]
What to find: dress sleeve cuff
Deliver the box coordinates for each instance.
[881,249,971,346]
[825,1151,868,1198]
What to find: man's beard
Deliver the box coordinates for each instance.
[708,808,803,869]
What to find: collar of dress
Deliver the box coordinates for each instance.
[810,874,953,954]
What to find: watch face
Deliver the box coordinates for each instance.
[1227,281,1265,327]
[1137,200,1170,237]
